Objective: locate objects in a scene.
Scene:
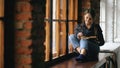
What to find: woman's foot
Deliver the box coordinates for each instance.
[75,54,87,63]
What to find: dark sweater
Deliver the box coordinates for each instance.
[74,22,105,46]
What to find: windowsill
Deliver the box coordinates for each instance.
[114,38,120,43]
[93,42,120,68]
[100,42,120,51]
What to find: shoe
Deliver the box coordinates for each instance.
[75,54,87,63]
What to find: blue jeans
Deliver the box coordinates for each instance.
[69,34,100,59]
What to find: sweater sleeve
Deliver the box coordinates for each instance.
[74,24,82,38]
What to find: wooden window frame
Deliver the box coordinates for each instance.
[0,0,4,68]
[45,0,78,66]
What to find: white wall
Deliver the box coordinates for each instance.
[100,0,120,43]
[100,0,120,67]
[114,0,120,42]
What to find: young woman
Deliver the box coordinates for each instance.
[69,9,105,62]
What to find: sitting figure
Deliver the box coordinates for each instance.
[69,9,105,63]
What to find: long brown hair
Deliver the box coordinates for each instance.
[81,8,96,24]
[84,8,95,18]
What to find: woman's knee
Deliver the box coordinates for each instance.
[69,34,79,48]
[80,39,89,50]
[69,34,76,41]
[69,34,74,39]
[80,39,89,45]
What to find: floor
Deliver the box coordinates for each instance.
[49,43,120,68]
[50,58,97,68]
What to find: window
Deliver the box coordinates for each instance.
[45,0,78,61]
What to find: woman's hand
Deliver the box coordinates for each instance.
[77,32,83,39]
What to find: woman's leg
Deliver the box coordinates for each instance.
[80,39,100,60]
[87,40,100,60]
[79,39,89,55]
[69,34,80,53]
[74,39,89,62]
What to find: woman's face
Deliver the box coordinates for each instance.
[84,13,93,25]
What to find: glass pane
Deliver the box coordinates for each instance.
[52,0,67,59]
[68,0,78,53]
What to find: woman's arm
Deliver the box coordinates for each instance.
[74,24,83,39]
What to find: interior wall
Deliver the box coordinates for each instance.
[30,0,46,68]
[104,0,120,43]
[114,0,120,42]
